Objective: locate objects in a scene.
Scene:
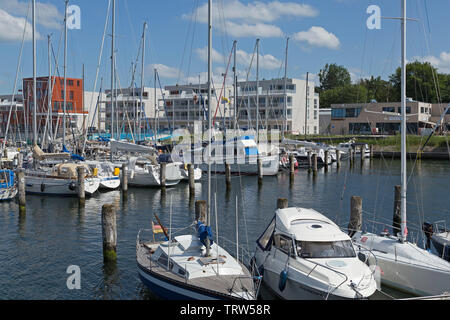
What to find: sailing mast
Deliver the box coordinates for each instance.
[304,72,309,140]
[139,22,147,141]
[206,0,212,257]
[282,37,289,141]
[233,40,237,132]
[256,39,260,143]
[63,0,68,147]
[32,0,37,146]
[400,0,407,242]
[111,0,116,141]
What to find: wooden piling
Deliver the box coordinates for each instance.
[360,146,364,166]
[348,196,362,237]
[257,158,263,184]
[188,164,195,195]
[16,169,26,212]
[324,150,329,172]
[121,163,128,194]
[18,153,23,169]
[336,149,341,168]
[195,200,207,223]
[307,151,312,173]
[160,163,166,189]
[102,204,117,261]
[77,166,85,206]
[289,154,295,176]
[277,198,289,209]
[393,185,402,236]
[225,163,231,189]
[312,154,318,176]
[350,148,354,167]
[370,145,374,160]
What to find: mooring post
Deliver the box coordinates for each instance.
[188,164,195,195]
[348,196,362,237]
[307,151,312,173]
[312,153,318,176]
[336,149,341,168]
[324,150,329,172]
[370,144,374,160]
[277,198,289,209]
[350,148,354,167]
[77,166,85,206]
[16,169,26,213]
[18,153,23,169]
[289,154,295,177]
[102,204,117,261]
[225,163,231,189]
[393,185,402,236]
[360,146,364,166]
[257,158,263,184]
[121,163,128,200]
[160,162,166,189]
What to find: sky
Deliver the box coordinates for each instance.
[0,0,449,95]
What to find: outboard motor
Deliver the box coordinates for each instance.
[422,222,434,250]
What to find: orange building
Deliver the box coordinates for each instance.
[22,76,87,132]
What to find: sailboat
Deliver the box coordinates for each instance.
[352,0,450,297]
[136,0,259,300]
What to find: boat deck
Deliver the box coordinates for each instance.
[137,242,257,300]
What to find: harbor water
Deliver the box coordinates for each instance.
[0,158,449,300]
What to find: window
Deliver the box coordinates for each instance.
[314,110,318,120]
[157,253,174,269]
[77,80,80,87]
[61,90,65,99]
[346,108,361,118]
[332,108,345,119]
[274,234,295,256]
[296,240,356,258]
[67,102,73,111]
[69,91,74,100]
[68,80,74,86]
[397,107,411,114]
[383,107,396,113]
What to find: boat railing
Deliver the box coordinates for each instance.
[433,220,447,233]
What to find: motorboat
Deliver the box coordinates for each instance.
[127,156,182,187]
[252,207,378,300]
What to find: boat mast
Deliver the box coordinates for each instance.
[139,22,147,141]
[400,0,407,242]
[206,0,212,257]
[32,0,37,146]
[63,0,68,147]
[111,0,116,140]
[233,40,237,132]
[304,72,309,140]
[256,39,260,144]
[283,37,289,141]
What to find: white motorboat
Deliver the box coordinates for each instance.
[127,157,181,187]
[85,160,121,190]
[25,163,100,196]
[199,136,279,176]
[252,207,378,300]
[338,142,370,159]
[177,163,202,182]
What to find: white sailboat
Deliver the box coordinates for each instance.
[253,207,378,300]
[352,0,450,297]
[137,0,259,300]
[84,160,121,190]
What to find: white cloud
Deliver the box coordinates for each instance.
[0,9,38,42]
[421,52,450,74]
[195,47,226,64]
[0,0,63,30]
[293,26,340,50]
[148,64,182,79]
[184,1,317,39]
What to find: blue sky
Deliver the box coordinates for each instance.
[0,0,449,95]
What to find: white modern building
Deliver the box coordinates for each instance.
[157,78,319,134]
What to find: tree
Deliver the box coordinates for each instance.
[319,84,368,109]
[318,63,352,92]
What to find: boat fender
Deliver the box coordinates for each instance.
[40,183,45,192]
[279,269,288,292]
[130,170,135,180]
[69,182,77,191]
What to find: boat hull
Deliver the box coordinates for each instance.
[99,176,121,190]
[200,155,279,176]
[24,174,100,196]
[0,186,18,201]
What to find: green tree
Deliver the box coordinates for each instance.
[318,63,352,92]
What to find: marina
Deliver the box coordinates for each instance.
[0,0,449,303]
[0,158,449,300]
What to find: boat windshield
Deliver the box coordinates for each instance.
[296,240,356,259]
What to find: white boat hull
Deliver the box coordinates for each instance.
[200,155,279,176]
[99,177,121,190]
[24,174,100,196]
[353,231,450,296]
[128,163,181,187]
